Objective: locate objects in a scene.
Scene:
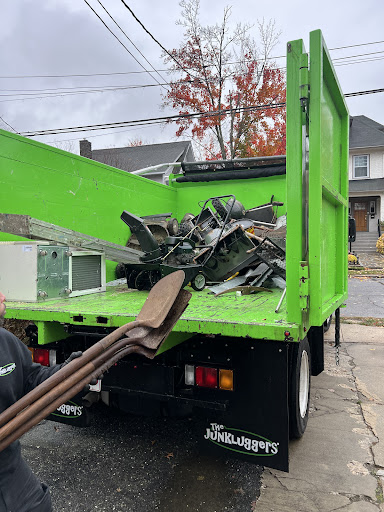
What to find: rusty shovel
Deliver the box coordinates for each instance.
[0,270,186,431]
[0,287,191,453]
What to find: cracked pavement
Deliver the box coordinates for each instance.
[256,323,384,511]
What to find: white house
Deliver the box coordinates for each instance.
[349,116,384,233]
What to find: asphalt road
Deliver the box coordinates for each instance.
[21,405,263,512]
[343,276,384,318]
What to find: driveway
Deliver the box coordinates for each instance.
[257,323,384,511]
[343,277,384,318]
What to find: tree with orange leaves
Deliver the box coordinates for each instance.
[162,0,286,160]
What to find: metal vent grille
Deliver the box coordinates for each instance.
[72,255,102,291]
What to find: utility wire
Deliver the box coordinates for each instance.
[45,124,154,143]
[0,52,383,106]
[19,87,384,137]
[335,55,384,67]
[331,40,384,51]
[344,87,384,97]
[119,0,202,82]
[3,49,384,96]
[333,50,384,61]
[94,0,168,88]
[0,84,165,97]
[20,102,286,137]
[1,44,384,80]
[83,0,164,89]
[0,115,18,134]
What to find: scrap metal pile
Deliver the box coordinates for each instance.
[121,195,286,295]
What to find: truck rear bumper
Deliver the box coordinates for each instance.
[101,336,290,471]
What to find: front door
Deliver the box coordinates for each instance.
[353,201,368,232]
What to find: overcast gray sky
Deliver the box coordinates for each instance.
[0,0,383,154]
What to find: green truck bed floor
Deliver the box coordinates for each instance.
[6,285,299,341]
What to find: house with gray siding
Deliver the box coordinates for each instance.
[349,115,384,233]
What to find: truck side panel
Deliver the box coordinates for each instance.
[285,32,349,327]
[0,130,176,280]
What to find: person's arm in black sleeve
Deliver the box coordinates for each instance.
[20,342,95,394]
[17,338,64,394]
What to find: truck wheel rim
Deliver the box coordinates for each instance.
[299,350,309,418]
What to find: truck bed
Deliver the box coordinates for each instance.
[6,285,299,343]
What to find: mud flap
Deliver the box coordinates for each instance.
[198,340,289,472]
[47,393,90,427]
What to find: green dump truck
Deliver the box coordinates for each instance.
[0,30,349,472]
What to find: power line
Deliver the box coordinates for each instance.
[94,0,168,88]
[45,123,156,144]
[83,0,165,89]
[0,51,381,87]
[1,55,383,104]
[0,115,18,134]
[119,0,202,82]
[333,50,384,61]
[20,102,286,137]
[335,55,384,67]
[1,39,384,80]
[344,87,384,97]
[19,87,384,138]
[330,40,384,51]
[1,53,383,104]
[0,83,163,97]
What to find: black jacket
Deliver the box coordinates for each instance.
[0,327,61,476]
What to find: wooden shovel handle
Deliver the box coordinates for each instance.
[0,344,152,453]
[0,335,143,443]
[0,320,140,429]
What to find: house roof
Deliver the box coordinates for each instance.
[350,115,384,149]
[349,177,384,193]
[91,140,194,173]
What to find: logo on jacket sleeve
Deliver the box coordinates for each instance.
[0,363,16,377]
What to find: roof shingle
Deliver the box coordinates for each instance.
[91,140,194,172]
[350,115,384,149]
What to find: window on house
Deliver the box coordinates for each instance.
[353,155,369,178]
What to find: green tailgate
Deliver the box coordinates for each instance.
[286,30,349,328]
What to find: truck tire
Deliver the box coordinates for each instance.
[289,338,311,439]
[323,315,332,333]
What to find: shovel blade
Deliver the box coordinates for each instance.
[136,270,186,329]
[137,288,191,354]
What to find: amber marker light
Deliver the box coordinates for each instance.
[219,369,234,391]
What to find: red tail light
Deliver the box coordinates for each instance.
[33,348,50,366]
[195,366,218,388]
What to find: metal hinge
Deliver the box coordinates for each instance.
[299,53,309,116]
[299,261,309,310]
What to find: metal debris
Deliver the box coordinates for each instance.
[120,195,287,302]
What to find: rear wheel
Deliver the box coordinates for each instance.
[289,338,311,439]
[323,314,332,332]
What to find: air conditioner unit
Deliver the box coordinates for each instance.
[0,241,106,302]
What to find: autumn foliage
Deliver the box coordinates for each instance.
[162,0,286,160]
